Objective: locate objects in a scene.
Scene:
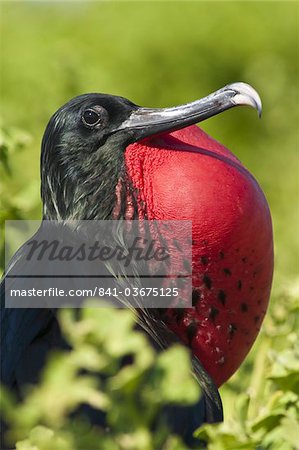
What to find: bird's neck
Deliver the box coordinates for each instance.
[41,137,146,221]
[42,146,134,221]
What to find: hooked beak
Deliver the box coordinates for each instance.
[121,82,262,141]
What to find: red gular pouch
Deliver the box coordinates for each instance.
[124,124,273,387]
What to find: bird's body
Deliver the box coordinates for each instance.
[1,82,273,445]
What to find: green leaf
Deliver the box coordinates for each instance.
[154,345,200,405]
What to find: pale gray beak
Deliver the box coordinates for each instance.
[120,82,262,141]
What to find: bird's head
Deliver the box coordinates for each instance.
[41,93,138,220]
[41,83,261,221]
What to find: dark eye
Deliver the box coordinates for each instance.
[82,109,101,127]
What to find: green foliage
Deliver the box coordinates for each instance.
[0,124,35,270]
[0,123,34,224]
[2,290,298,449]
[196,285,299,450]
[2,307,200,450]
[0,124,31,176]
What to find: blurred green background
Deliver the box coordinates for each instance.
[1,1,298,447]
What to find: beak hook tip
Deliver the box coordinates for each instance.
[227,82,262,118]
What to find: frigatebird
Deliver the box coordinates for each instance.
[1,82,273,446]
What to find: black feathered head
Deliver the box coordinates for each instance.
[41,94,138,220]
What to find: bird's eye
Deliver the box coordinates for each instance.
[82,109,101,127]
